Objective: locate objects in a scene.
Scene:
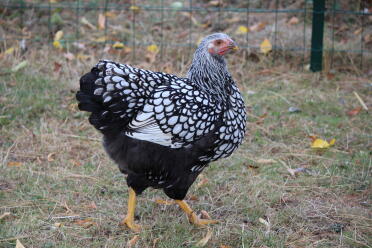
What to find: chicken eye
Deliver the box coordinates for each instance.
[214,39,223,46]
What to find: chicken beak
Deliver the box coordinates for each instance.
[228,40,239,52]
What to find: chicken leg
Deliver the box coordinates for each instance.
[120,188,141,232]
[175,200,218,226]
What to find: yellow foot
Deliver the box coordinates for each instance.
[188,212,219,227]
[175,200,219,227]
[120,217,141,232]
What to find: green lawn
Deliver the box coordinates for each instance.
[0,65,371,247]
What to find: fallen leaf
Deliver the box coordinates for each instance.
[87,201,97,210]
[256,158,276,164]
[208,0,223,7]
[347,107,362,117]
[64,52,75,61]
[53,62,62,73]
[112,42,125,49]
[76,53,91,61]
[127,235,139,248]
[54,30,63,41]
[260,39,272,55]
[236,25,249,35]
[247,164,259,169]
[152,238,160,248]
[326,72,335,80]
[308,135,317,142]
[129,5,141,13]
[98,13,105,30]
[7,161,23,167]
[16,240,25,248]
[188,195,199,201]
[288,16,299,25]
[200,210,211,220]
[0,212,11,220]
[195,229,212,247]
[105,11,117,18]
[54,222,63,227]
[4,47,15,55]
[53,40,62,49]
[220,245,232,248]
[258,217,271,233]
[11,60,28,73]
[70,159,82,167]
[354,28,362,35]
[196,178,209,189]
[250,22,267,32]
[74,218,97,228]
[81,17,96,30]
[147,44,159,54]
[94,36,107,43]
[311,138,336,149]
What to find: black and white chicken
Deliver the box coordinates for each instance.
[76,33,246,231]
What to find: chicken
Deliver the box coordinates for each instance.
[76,33,246,231]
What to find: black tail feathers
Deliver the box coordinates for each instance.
[76,67,122,135]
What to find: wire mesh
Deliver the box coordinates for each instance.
[0,0,370,72]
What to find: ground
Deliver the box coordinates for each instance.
[0,47,370,248]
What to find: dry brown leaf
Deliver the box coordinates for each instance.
[7,161,23,167]
[250,22,267,32]
[152,238,160,248]
[0,212,11,220]
[220,245,232,248]
[347,107,362,117]
[196,178,209,189]
[74,218,97,228]
[64,52,75,61]
[47,152,56,162]
[54,222,63,227]
[86,201,97,210]
[53,62,62,73]
[105,11,117,18]
[16,240,25,248]
[195,229,212,247]
[188,195,199,201]
[127,235,139,248]
[208,0,223,7]
[354,28,362,35]
[288,16,299,25]
[98,13,105,30]
[70,159,82,167]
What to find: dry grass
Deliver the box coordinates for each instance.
[0,46,371,248]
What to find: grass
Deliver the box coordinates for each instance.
[0,50,371,248]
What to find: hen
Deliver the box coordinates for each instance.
[76,33,246,231]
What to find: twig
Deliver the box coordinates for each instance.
[62,134,100,141]
[51,215,80,220]
[353,91,368,111]
[0,236,30,242]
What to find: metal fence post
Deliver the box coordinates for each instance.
[310,0,325,72]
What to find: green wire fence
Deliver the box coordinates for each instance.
[0,0,370,73]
